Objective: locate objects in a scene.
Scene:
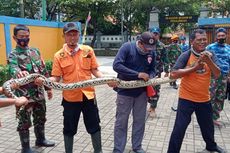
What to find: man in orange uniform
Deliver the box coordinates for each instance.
[36,22,104,153]
[167,29,225,153]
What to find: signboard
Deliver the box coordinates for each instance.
[200,24,230,28]
[215,24,230,27]
[160,15,198,24]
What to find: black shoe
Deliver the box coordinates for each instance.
[207,145,226,153]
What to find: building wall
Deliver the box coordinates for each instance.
[10,24,65,62]
[0,16,81,65]
[0,23,7,65]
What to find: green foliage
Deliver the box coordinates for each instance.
[0,0,229,36]
[0,0,20,17]
[0,65,10,86]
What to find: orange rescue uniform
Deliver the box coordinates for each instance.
[179,53,211,102]
[52,44,99,102]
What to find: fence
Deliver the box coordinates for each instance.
[84,35,138,48]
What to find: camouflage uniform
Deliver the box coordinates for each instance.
[167,43,182,70]
[167,43,182,87]
[8,46,49,131]
[207,42,230,121]
[210,75,228,120]
[148,41,169,109]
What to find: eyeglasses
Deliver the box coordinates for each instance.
[153,32,159,35]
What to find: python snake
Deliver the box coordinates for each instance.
[3,73,175,99]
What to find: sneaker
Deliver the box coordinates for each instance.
[132,149,146,153]
[206,145,226,153]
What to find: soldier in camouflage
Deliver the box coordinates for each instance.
[207,28,230,127]
[167,34,182,89]
[148,27,169,118]
[8,24,55,153]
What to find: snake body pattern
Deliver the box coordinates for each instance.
[3,73,175,99]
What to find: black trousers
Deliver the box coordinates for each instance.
[167,98,217,153]
[62,95,101,136]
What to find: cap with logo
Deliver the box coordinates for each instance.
[63,22,79,34]
[139,32,156,50]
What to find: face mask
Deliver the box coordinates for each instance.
[217,38,226,44]
[16,38,30,47]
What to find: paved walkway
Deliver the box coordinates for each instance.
[0,56,230,153]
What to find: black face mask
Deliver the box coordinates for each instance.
[217,38,226,44]
[16,38,30,47]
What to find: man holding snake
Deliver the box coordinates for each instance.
[167,29,225,153]
[36,22,105,153]
[112,31,156,153]
[8,24,55,153]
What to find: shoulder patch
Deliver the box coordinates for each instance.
[55,48,66,59]
[59,52,65,57]
[81,45,93,57]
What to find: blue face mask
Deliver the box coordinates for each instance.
[16,38,30,47]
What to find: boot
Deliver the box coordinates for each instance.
[91,131,103,153]
[64,135,74,153]
[34,125,55,147]
[19,130,34,153]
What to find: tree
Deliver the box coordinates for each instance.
[0,0,20,17]
[0,0,229,43]
[59,0,118,46]
[203,0,230,17]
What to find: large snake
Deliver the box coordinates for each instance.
[3,73,175,99]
